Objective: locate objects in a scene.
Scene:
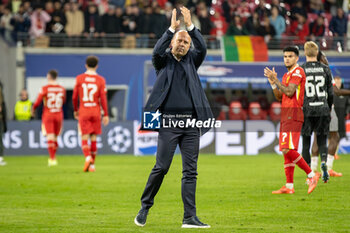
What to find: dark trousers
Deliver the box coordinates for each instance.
[140,127,200,218]
[302,134,328,166]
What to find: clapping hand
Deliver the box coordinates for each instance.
[170,9,180,31]
[180,6,192,28]
[264,67,277,85]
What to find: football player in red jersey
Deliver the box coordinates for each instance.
[32,70,66,166]
[72,56,109,172]
[264,46,318,194]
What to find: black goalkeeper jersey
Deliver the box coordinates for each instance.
[301,61,334,117]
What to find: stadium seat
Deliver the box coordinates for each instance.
[228,101,247,120]
[248,102,267,120]
[269,102,282,121]
[217,105,228,120]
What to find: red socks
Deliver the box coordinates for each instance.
[285,150,312,175]
[90,141,97,163]
[47,140,56,160]
[284,154,295,183]
[82,140,90,158]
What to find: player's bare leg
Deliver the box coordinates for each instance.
[273,149,318,194]
[47,134,58,166]
[89,134,97,172]
[81,134,92,172]
[327,132,342,177]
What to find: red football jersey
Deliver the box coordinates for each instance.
[72,72,108,117]
[33,84,66,118]
[281,65,306,122]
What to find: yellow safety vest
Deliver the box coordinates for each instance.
[14,100,32,121]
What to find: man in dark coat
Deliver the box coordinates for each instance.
[134,6,213,229]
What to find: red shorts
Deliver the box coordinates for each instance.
[279,121,303,151]
[78,114,101,135]
[42,115,63,136]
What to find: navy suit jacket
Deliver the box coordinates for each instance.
[143,27,214,135]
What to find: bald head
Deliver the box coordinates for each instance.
[171,30,191,59]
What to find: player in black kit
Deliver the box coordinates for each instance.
[301,41,333,183]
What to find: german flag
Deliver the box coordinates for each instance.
[222,36,268,62]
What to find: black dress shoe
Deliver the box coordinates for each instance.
[134,208,149,227]
[182,216,211,228]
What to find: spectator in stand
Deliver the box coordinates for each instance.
[152,5,168,38]
[115,6,124,33]
[22,1,32,15]
[120,5,139,48]
[83,3,102,46]
[10,4,31,42]
[235,0,251,22]
[269,5,285,39]
[270,0,287,17]
[309,0,324,14]
[221,0,241,23]
[244,11,260,35]
[96,0,109,15]
[101,5,119,34]
[47,1,66,47]
[0,6,14,43]
[121,5,138,34]
[290,13,309,46]
[10,0,21,14]
[309,14,325,42]
[254,0,268,21]
[29,4,51,40]
[65,2,84,47]
[226,14,248,35]
[329,8,348,50]
[45,1,54,16]
[290,0,307,21]
[210,9,227,49]
[101,5,121,47]
[257,15,276,43]
[136,5,156,48]
[197,2,212,36]
[210,9,228,37]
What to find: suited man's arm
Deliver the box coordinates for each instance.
[181,6,206,68]
[152,9,180,71]
[188,27,207,68]
[152,30,173,71]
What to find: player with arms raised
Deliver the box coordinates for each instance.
[32,70,66,166]
[73,56,109,172]
[264,46,318,194]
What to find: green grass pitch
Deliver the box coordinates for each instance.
[0,154,349,233]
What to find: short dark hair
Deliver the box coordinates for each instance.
[86,55,99,68]
[283,46,299,56]
[48,69,58,80]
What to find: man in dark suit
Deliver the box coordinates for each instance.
[134,6,213,229]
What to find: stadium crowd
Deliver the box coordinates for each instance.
[0,0,349,48]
